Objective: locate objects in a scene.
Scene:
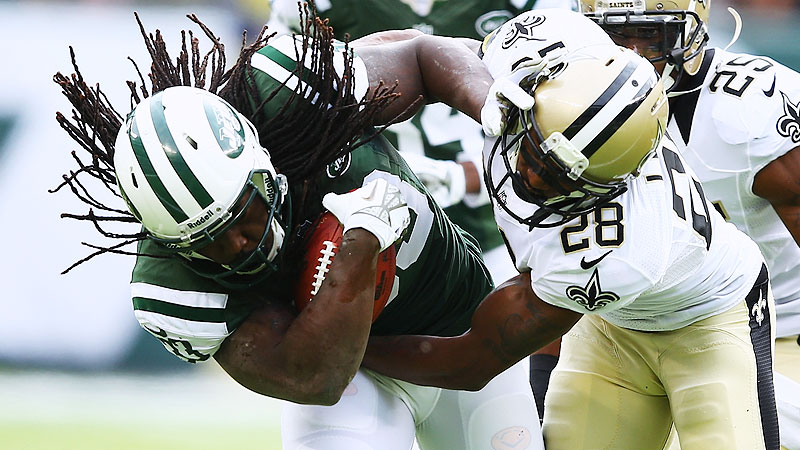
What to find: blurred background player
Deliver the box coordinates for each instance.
[54,6,544,450]
[362,9,780,450]
[267,0,577,418]
[580,1,800,448]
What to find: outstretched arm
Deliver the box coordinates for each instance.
[356,34,490,125]
[753,146,800,245]
[362,273,582,391]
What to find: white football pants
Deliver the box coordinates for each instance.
[281,359,542,450]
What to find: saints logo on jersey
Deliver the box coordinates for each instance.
[776,91,800,143]
[501,14,546,49]
[565,269,620,311]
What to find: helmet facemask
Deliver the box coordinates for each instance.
[488,107,630,229]
[177,168,292,289]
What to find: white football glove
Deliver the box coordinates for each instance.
[401,153,466,209]
[480,52,566,137]
[322,178,411,252]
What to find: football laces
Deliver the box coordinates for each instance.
[309,240,337,297]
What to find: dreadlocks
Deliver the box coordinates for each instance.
[53,1,401,273]
[219,2,400,183]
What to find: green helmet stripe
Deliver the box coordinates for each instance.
[150,95,215,210]
[128,119,189,223]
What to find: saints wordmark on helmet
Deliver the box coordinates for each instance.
[565,269,620,312]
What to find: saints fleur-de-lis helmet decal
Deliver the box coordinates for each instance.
[566,269,620,311]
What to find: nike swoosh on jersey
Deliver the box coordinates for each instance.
[764,74,777,97]
[580,250,612,270]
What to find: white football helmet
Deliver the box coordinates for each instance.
[579,0,711,90]
[114,86,290,286]
[487,44,668,228]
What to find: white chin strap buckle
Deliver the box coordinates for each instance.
[540,132,589,181]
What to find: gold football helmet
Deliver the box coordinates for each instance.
[579,0,711,90]
[486,44,668,228]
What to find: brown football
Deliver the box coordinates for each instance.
[293,211,396,322]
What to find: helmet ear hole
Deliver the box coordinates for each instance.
[186,136,198,149]
[605,58,614,66]
[131,172,139,189]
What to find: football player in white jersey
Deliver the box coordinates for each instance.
[363,9,780,450]
[580,1,800,448]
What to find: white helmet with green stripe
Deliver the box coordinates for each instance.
[114,86,289,280]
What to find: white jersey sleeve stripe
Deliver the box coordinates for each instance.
[131,282,228,309]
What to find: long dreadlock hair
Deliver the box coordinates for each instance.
[53,1,401,274]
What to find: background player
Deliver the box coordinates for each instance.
[580,1,800,448]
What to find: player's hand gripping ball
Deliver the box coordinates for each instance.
[294,211,396,322]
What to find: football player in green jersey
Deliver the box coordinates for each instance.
[53,5,544,450]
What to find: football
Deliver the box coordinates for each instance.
[293,211,396,322]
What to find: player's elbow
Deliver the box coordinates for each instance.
[287,376,352,405]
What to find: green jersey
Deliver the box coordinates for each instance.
[130,36,493,363]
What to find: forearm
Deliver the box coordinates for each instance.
[414,35,492,122]
[753,146,800,245]
[351,29,425,47]
[363,275,581,390]
[363,333,496,391]
[217,230,379,405]
[360,35,491,124]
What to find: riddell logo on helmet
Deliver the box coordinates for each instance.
[186,209,217,230]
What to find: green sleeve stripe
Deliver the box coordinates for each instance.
[133,296,227,323]
[260,45,320,88]
[149,95,215,210]
[128,119,189,223]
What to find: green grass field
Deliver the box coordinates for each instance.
[0,368,283,450]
